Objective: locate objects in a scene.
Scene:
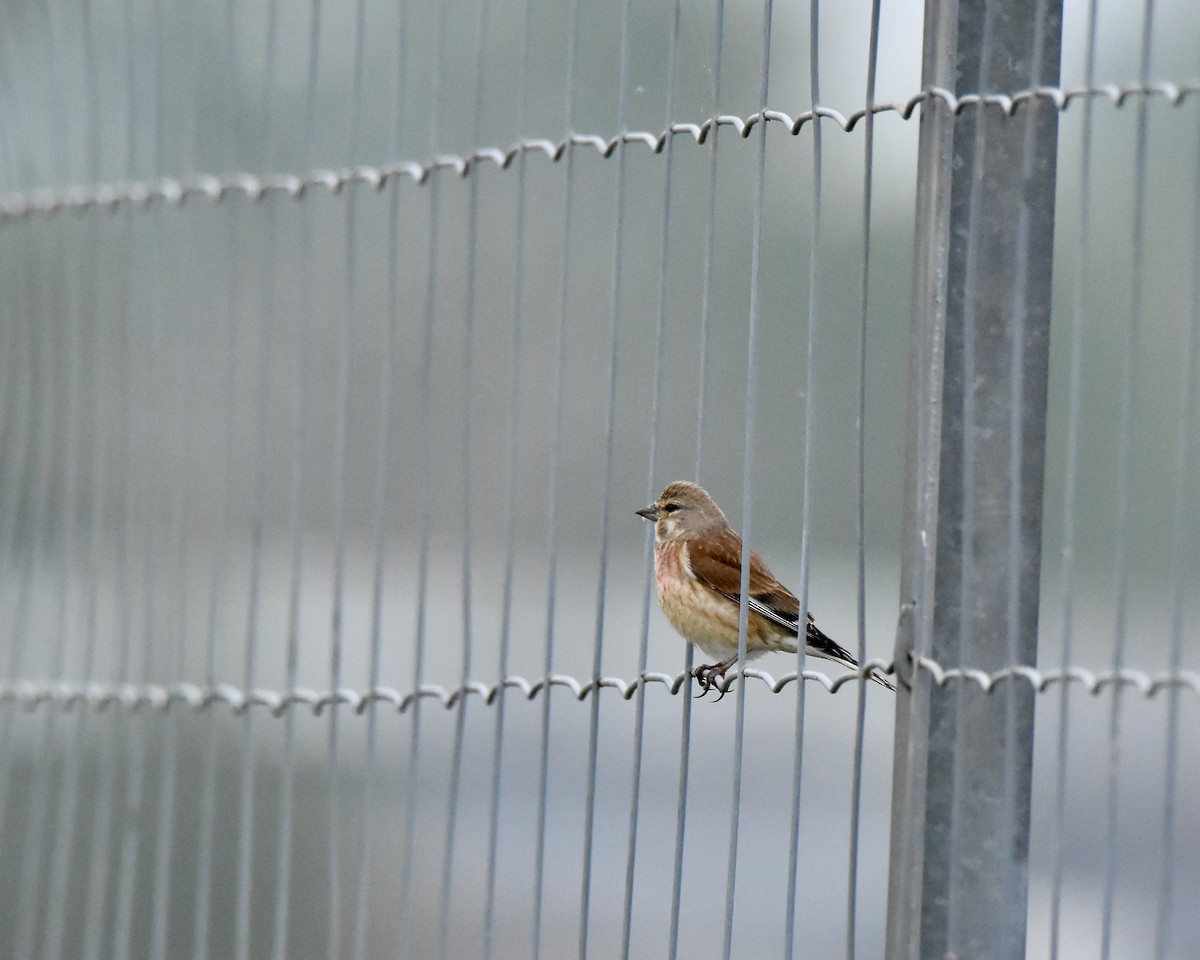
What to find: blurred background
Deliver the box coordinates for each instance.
[0,0,1197,956]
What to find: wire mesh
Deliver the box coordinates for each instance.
[0,0,1197,958]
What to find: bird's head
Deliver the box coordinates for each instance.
[636,481,729,542]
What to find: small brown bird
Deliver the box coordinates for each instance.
[637,481,894,695]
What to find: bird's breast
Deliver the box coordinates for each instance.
[652,540,795,659]
[654,540,738,649]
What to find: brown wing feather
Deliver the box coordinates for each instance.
[689,542,862,670]
[681,529,895,690]
[683,531,801,634]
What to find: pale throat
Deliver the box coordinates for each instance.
[654,517,682,542]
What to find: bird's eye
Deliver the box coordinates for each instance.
[663,503,680,514]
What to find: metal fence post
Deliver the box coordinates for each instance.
[886,1,1062,958]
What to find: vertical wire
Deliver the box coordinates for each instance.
[0,17,61,939]
[259,1,284,950]
[9,226,63,960]
[529,0,582,950]
[40,232,77,955]
[191,2,245,950]
[0,28,18,184]
[0,67,40,959]
[0,263,13,552]
[0,285,15,591]
[528,184,571,953]
[669,3,727,953]
[6,28,70,945]
[349,236,392,948]
[42,208,100,951]
[326,0,370,954]
[396,0,444,945]
[350,1,399,958]
[125,0,177,935]
[232,0,283,954]
[11,5,72,955]
[0,173,43,960]
[110,0,153,940]
[0,241,11,461]
[0,0,36,190]
[190,201,237,960]
[577,0,635,951]
[222,18,251,960]
[783,0,824,950]
[1101,2,1155,957]
[723,3,774,957]
[0,237,35,895]
[395,183,438,954]
[2,220,57,959]
[0,249,33,565]
[622,2,683,955]
[136,3,177,950]
[843,1,883,956]
[44,0,88,937]
[271,3,322,957]
[0,29,30,897]
[1049,0,1099,953]
[1152,91,1200,960]
[189,285,234,960]
[80,3,144,954]
[0,21,32,566]
[0,0,20,176]
[693,0,725,486]
[436,0,490,949]
[147,198,185,960]
[146,0,188,953]
[0,248,32,564]
[36,233,78,960]
[27,0,91,950]
[42,242,100,960]
[338,0,364,936]
[481,0,535,951]
[114,195,157,960]
[0,11,40,187]
[233,240,264,955]
[14,203,71,960]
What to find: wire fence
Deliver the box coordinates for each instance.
[0,0,1197,957]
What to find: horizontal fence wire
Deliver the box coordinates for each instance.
[1,80,1198,222]
[1,659,1198,717]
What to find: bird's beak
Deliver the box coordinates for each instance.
[636,504,658,521]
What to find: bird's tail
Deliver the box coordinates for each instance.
[805,617,896,691]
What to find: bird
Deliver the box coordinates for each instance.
[636,481,894,697]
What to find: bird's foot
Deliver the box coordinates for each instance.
[693,662,721,698]
[693,660,734,701]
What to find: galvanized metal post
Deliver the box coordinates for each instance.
[886,0,1062,958]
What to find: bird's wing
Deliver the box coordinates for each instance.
[683,532,893,688]
[682,532,801,636]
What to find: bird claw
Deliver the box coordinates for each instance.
[693,662,730,700]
